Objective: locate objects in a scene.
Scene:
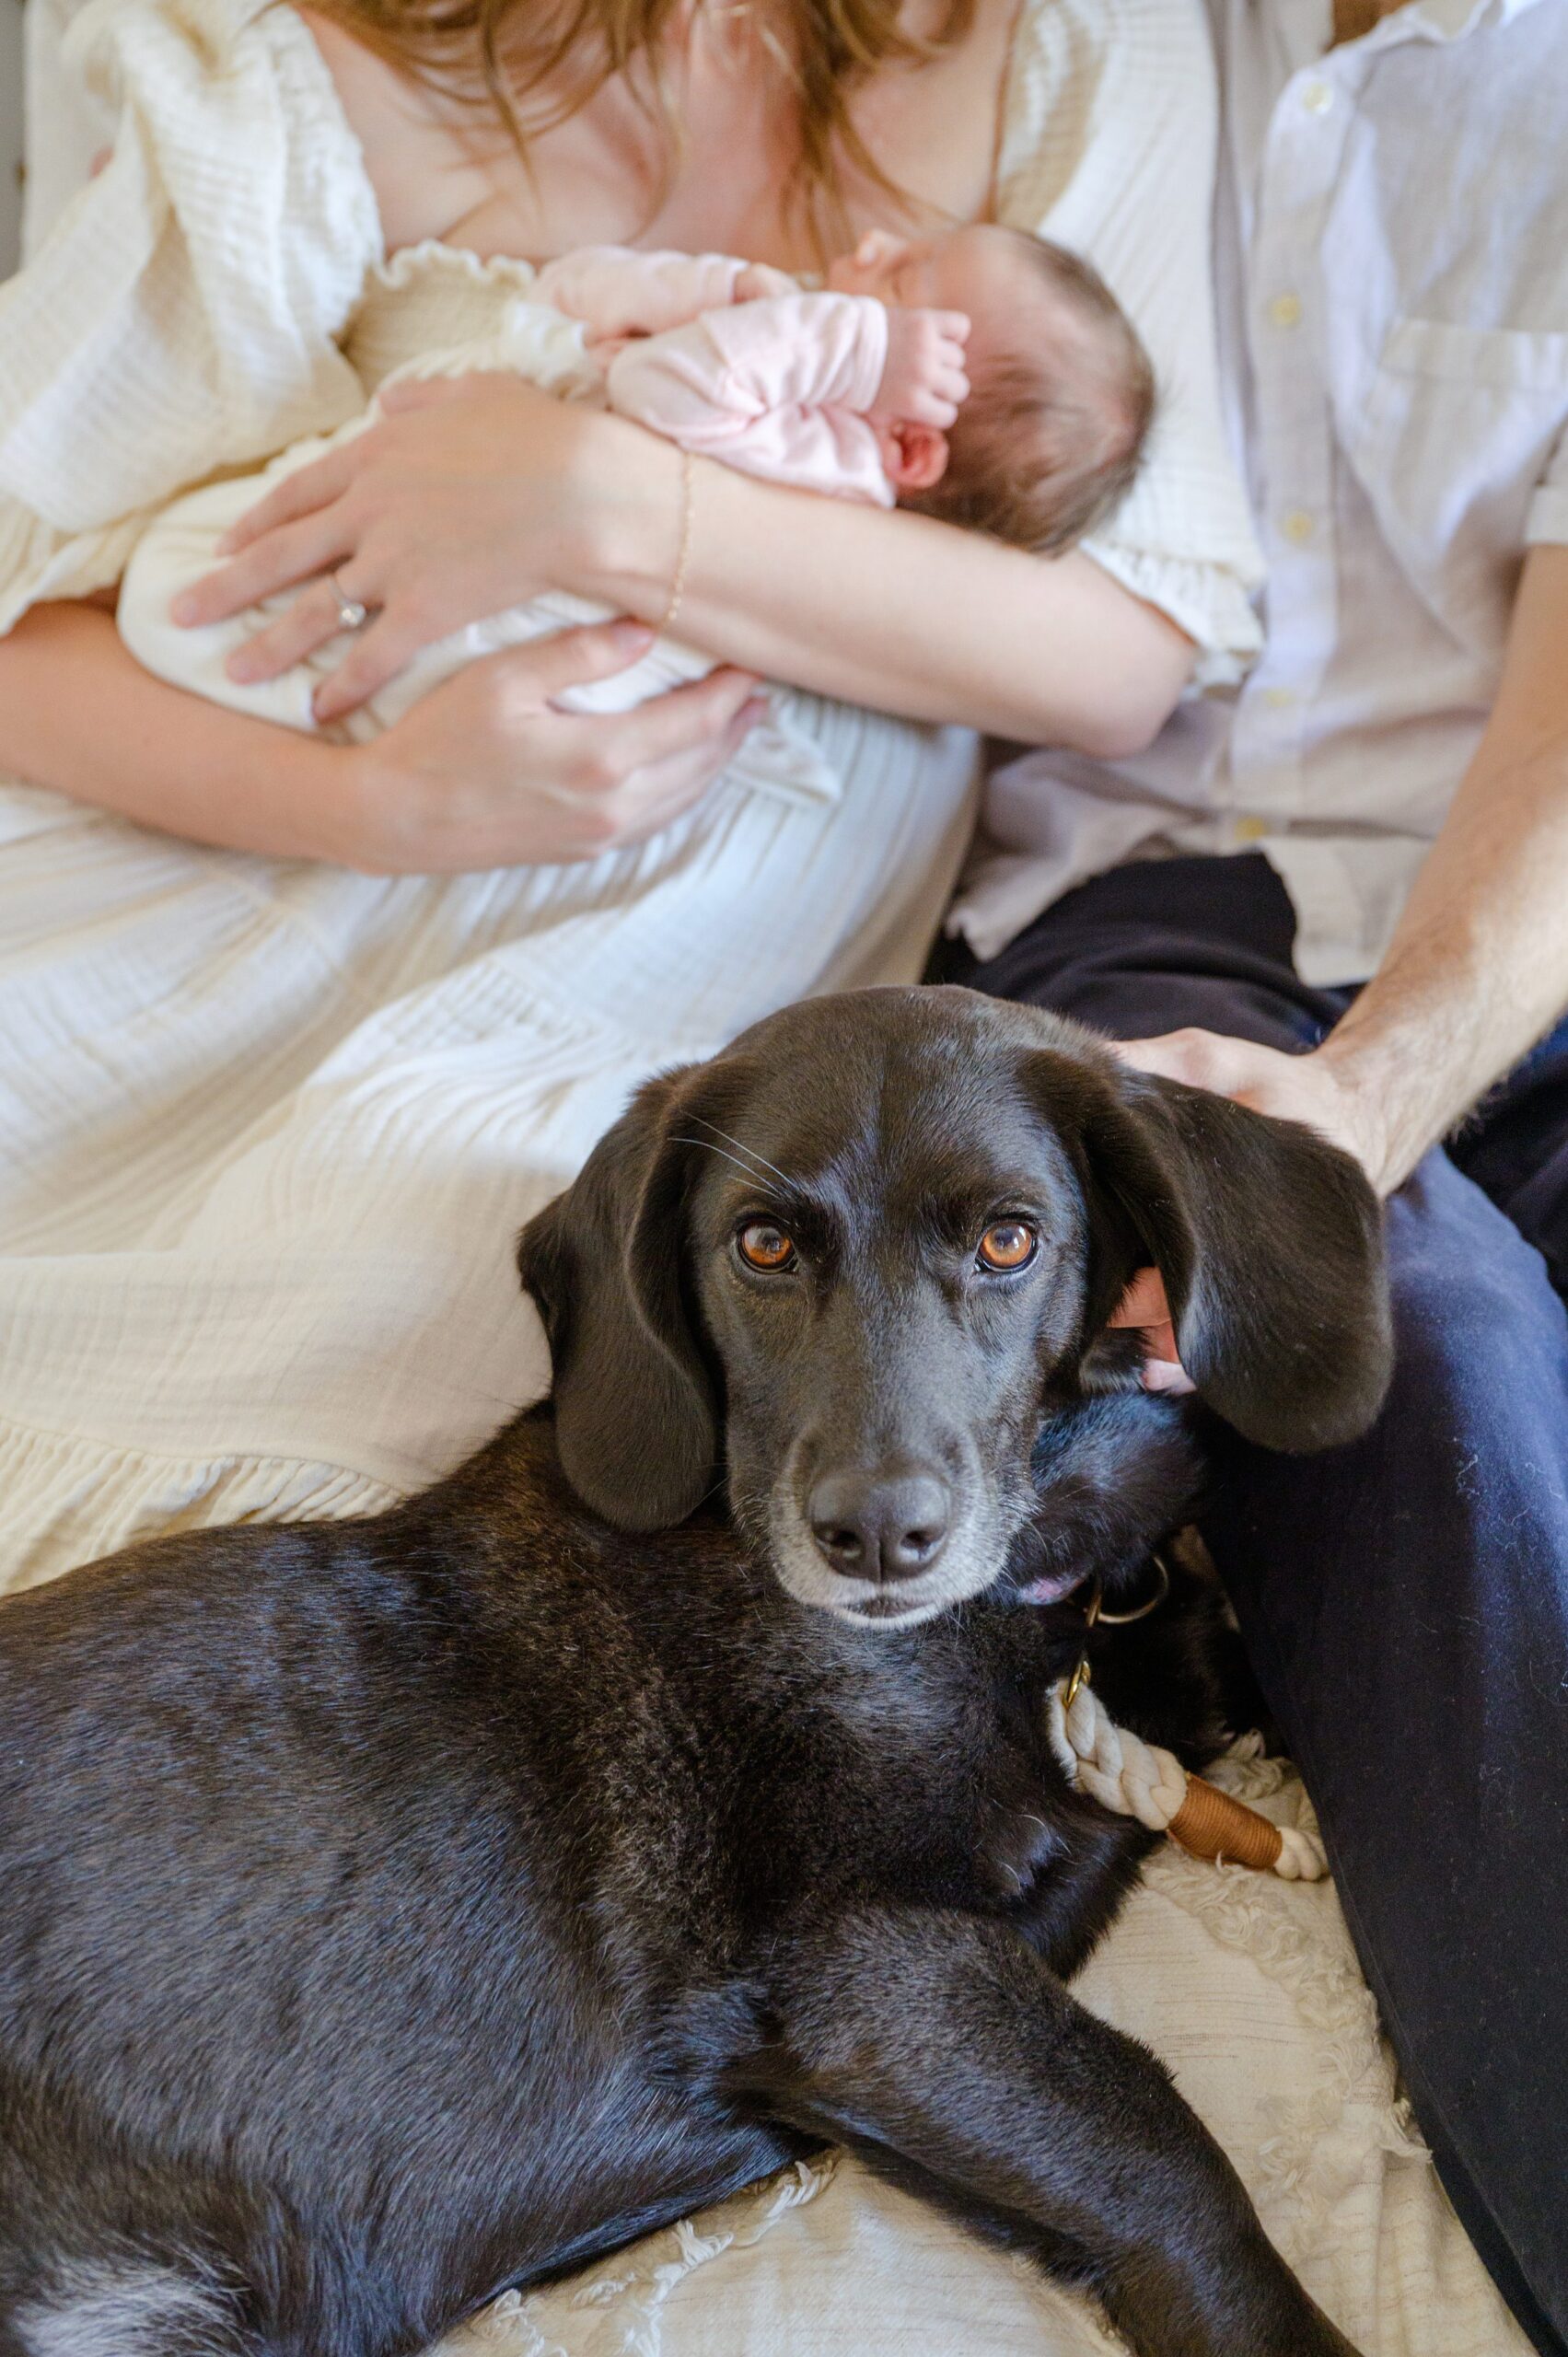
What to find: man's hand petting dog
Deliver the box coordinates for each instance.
[0,987,1388,2357]
[1106,1026,1397,1392]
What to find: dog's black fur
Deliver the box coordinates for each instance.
[0,989,1391,2357]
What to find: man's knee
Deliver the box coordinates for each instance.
[1215,1150,1568,1644]
[954,859,1340,1054]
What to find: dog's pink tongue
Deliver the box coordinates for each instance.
[1016,1568,1088,1607]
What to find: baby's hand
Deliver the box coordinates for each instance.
[872,308,971,428]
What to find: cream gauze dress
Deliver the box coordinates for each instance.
[0,0,1260,1588]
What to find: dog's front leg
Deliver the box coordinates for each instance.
[742,1906,1363,2357]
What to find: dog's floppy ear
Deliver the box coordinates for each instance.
[517,1066,719,1529]
[1024,1050,1393,1453]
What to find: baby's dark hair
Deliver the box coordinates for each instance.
[909,233,1156,555]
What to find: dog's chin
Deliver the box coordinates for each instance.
[765,1521,1008,1631]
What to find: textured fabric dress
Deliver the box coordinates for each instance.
[0,0,1259,1587]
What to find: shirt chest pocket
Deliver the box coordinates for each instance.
[1350,319,1568,652]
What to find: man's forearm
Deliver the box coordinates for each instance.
[1112,548,1568,1203]
[1319,545,1568,1189]
[1320,748,1568,1186]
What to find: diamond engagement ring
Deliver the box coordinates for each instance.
[328,574,368,632]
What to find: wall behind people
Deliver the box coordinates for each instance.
[2,0,23,274]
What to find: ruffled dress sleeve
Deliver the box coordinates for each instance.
[0,0,382,633]
[994,0,1262,686]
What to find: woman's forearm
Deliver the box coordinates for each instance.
[584,429,1196,754]
[0,603,360,861]
[0,599,763,874]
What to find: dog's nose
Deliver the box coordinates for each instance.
[808,1469,950,1582]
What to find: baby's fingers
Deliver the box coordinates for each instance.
[908,372,969,427]
[910,394,961,429]
[934,340,970,388]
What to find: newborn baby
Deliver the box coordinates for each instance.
[121,224,1155,802]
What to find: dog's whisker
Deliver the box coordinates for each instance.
[670,1136,786,1191]
[684,1114,795,1189]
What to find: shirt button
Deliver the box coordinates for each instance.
[1234,815,1269,843]
[1269,293,1304,330]
[1263,685,1298,708]
[1281,508,1316,545]
[1301,79,1334,113]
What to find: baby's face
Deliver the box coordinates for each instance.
[826,225,1040,376]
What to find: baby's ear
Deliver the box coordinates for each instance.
[880,421,948,492]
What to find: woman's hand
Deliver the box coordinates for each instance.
[173,378,672,726]
[172,355,1195,756]
[337,621,763,873]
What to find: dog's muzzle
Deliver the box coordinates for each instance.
[806,1464,950,1585]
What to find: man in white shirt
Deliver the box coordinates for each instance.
[952,2,1568,2346]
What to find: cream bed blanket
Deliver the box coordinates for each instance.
[438,1748,1522,2357]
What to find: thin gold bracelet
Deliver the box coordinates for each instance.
[659,448,695,635]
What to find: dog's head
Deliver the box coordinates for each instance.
[517,988,1391,1627]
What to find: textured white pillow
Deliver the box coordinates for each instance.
[438,1751,1526,2357]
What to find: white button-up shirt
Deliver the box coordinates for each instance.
[954,0,1568,986]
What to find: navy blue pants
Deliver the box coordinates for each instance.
[953,854,1568,2355]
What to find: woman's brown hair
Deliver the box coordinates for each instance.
[306,0,974,255]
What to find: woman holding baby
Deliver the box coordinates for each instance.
[0,0,1256,1574]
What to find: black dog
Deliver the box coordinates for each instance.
[0,987,1390,2357]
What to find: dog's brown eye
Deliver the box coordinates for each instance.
[977,1221,1038,1272]
[737,1220,796,1271]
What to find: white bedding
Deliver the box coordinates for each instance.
[439,1750,1525,2357]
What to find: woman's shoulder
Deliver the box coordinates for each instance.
[0,0,380,632]
[65,0,322,109]
[62,0,381,254]
[51,0,383,319]
[994,0,1260,682]
[996,0,1218,230]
